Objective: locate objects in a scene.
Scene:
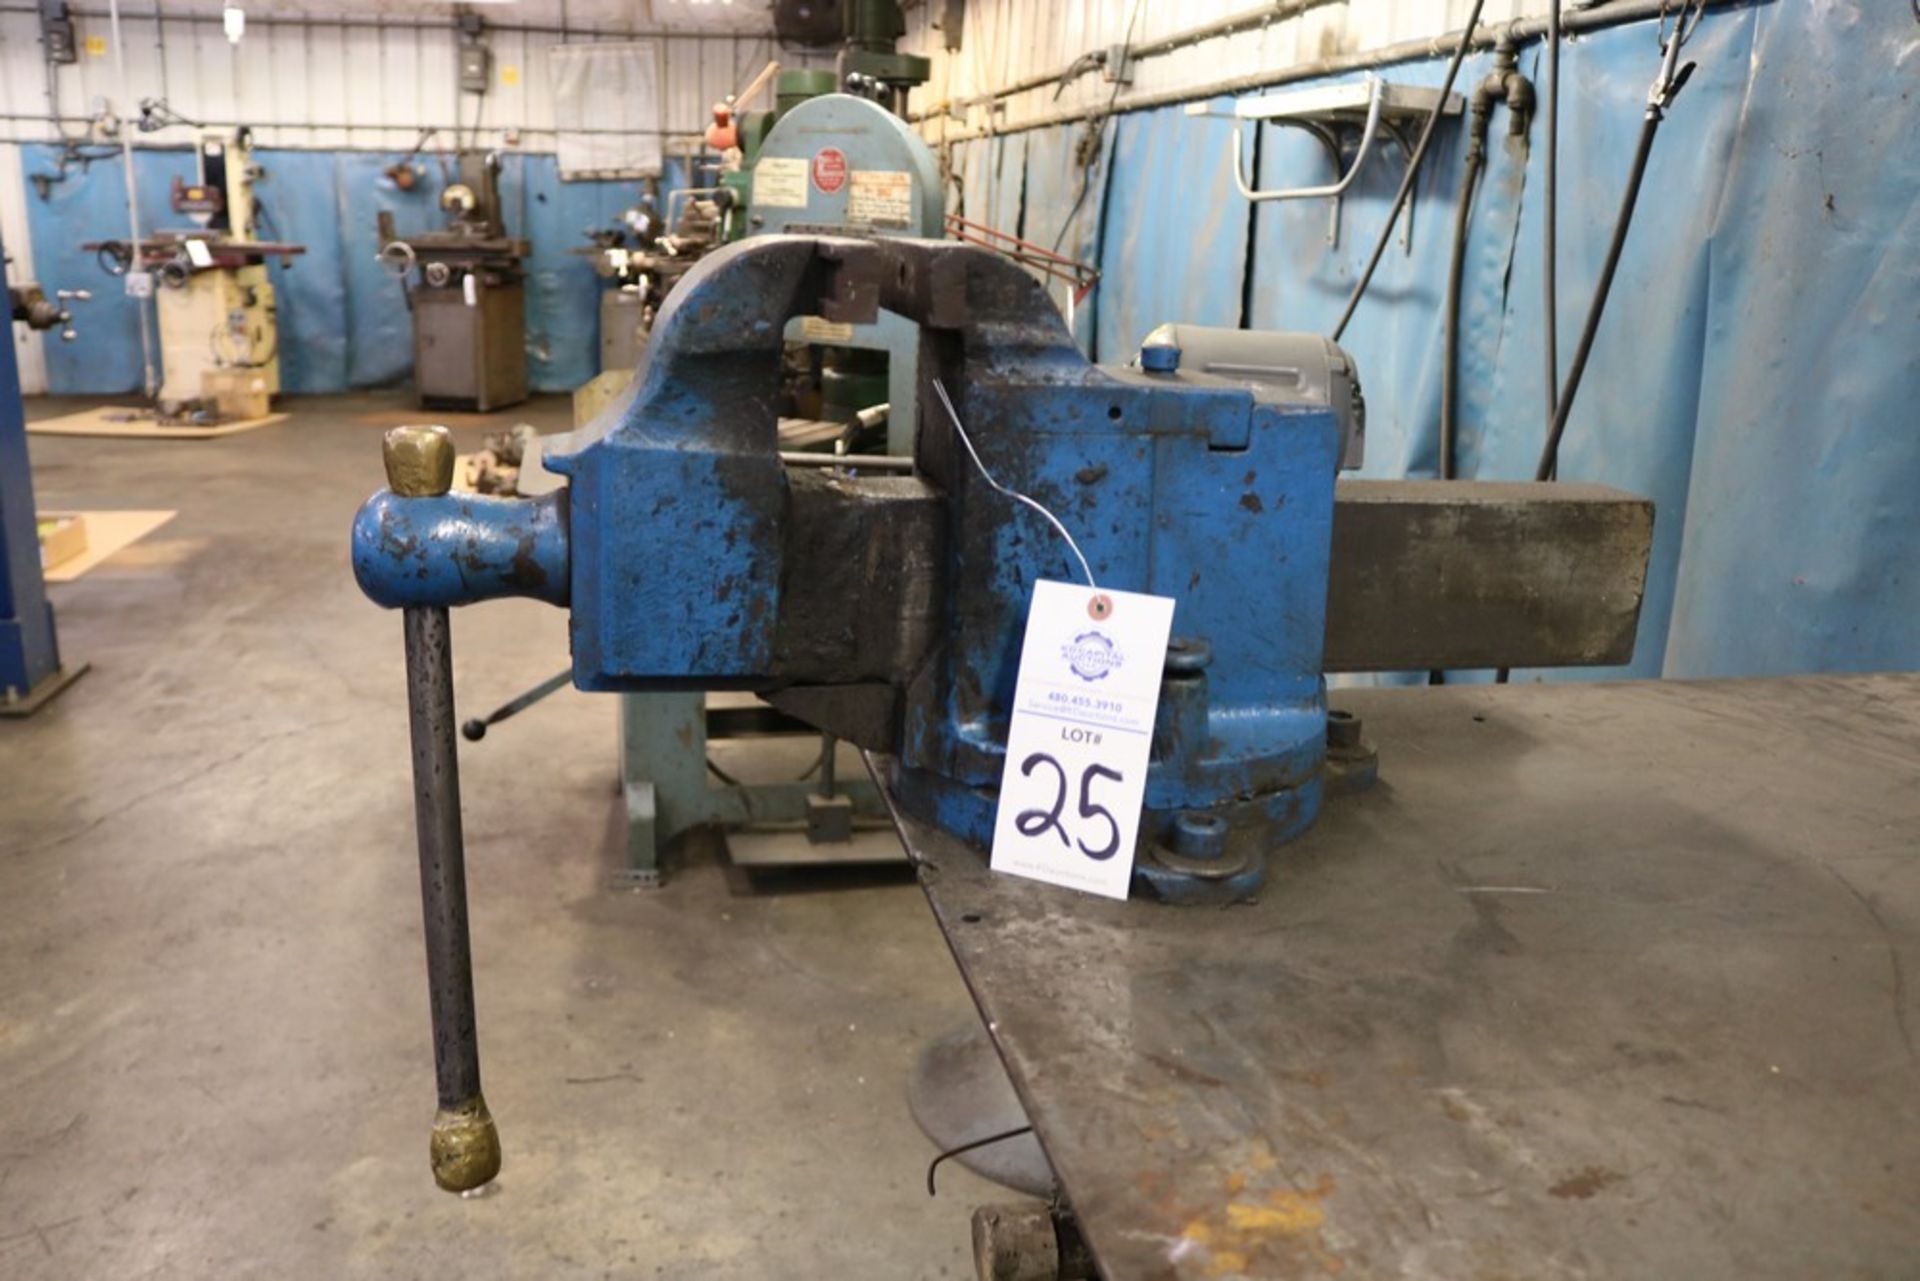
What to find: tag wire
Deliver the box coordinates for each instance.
[931,377,1098,589]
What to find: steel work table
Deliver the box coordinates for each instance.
[877,674,1920,1279]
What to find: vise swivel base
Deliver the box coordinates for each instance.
[353,233,1359,1189]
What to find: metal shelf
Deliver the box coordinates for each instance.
[1189,76,1463,249]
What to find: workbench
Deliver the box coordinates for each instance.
[879,674,1920,1278]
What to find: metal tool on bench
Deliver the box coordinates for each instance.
[576,179,729,375]
[351,232,1652,1192]
[377,150,529,412]
[85,129,304,418]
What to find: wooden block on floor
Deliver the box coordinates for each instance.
[27,405,288,440]
[36,513,88,570]
[39,510,177,581]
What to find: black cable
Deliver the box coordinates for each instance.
[1537,1,1700,481]
[1051,0,1145,255]
[254,195,282,243]
[1502,10,1561,689]
[1049,153,1095,255]
[1542,0,1562,447]
[926,1125,1033,1196]
[1512,11,1697,679]
[1330,0,1489,343]
[1439,150,1482,480]
[1437,83,1493,687]
[1533,108,1660,482]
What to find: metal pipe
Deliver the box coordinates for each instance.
[461,668,572,742]
[1129,0,1339,63]
[0,113,711,143]
[377,425,501,1196]
[818,733,837,798]
[1543,1,1563,449]
[920,0,1746,144]
[104,0,155,399]
[1440,151,1481,480]
[1441,34,1529,476]
[911,0,1341,122]
[0,3,776,39]
[1534,107,1660,482]
[402,604,501,1194]
[779,451,914,470]
[1329,0,1489,344]
[0,133,704,154]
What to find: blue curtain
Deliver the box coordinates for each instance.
[20,143,678,396]
[1094,98,1251,364]
[1014,2,1919,681]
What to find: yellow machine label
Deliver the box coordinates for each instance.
[848,170,913,229]
[754,156,809,209]
[798,316,855,344]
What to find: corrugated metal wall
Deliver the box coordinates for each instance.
[904,0,1559,136]
[0,5,822,149]
[0,2,833,390]
[906,1,1920,684]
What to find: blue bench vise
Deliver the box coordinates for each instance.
[355,233,1652,1195]
[356,233,1363,901]
[353,233,1360,1191]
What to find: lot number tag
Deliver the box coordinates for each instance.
[990,580,1174,900]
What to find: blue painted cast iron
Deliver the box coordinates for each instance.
[353,234,1357,900]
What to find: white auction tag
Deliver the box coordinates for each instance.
[990,580,1175,900]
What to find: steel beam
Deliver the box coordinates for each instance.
[1325,480,1652,672]
[1,260,86,714]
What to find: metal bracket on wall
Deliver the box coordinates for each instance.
[1188,78,1463,253]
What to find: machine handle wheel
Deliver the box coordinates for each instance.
[377,240,418,278]
[95,242,133,277]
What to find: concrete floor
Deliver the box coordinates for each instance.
[1,393,998,1279]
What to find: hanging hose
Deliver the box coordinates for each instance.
[1533,65,1694,479]
[1330,0,1489,343]
[1504,1,1701,684]
[1437,34,1528,684]
[1535,0,1700,481]
[1542,0,1562,444]
[1435,155,1479,685]
[1440,31,1528,481]
[1499,11,1562,686]
[1533,113,1656,481]
[1439,150,1482,481]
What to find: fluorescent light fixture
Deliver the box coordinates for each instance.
[222,4,244,43]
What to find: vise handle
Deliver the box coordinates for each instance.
[385,424,502,1194]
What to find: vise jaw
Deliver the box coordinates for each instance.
[354,234,1362,902]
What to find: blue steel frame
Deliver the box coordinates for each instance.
[0,245,84,715]
[613,93,945,880]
